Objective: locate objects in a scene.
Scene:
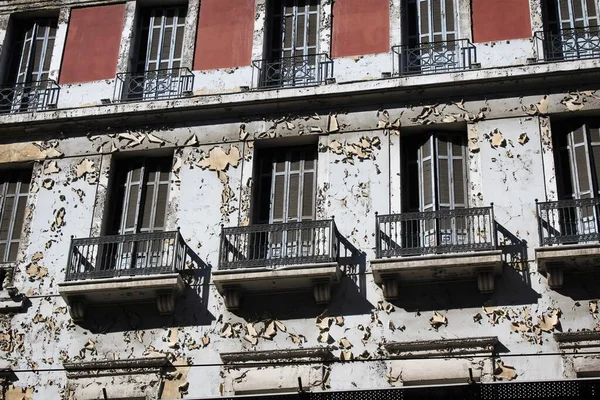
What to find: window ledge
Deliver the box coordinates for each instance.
[213,263,340,310]
[371,250,503,299]
[220,347,332,364]
[384,336,498,358]
[58,273,185,321]
[0,291,24,313]
[535,244,600,289]
[64,356,170,379]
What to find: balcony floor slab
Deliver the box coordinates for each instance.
[213,263,340,293]
[535,243,600,272]
[58,273,185,304]
[371,250,503,284]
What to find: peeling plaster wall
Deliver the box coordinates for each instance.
[1,95,600,397]
[2,2,600,398]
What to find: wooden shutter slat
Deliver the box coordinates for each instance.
[419,0,430,41]
[433,0,442,32]
[154,183,168,229]
[273,174,286,221]
[302,171,314,219]
[12,196,27,240]
[288,173,300,220]
[0,197,14,241]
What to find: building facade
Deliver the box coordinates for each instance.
[1,0,600,398]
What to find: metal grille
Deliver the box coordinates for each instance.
[253,53,333,88]
[535,26,600,61]
[536,198,600,245]
[202,379,600,400]
[115,67,193,101]
[480,379,598,399]
[376,206,497,258]
[65,230,187,281]
[392,39,477,76]
[0,80,59,113]
[219,219,339,270]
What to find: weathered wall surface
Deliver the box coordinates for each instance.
[1,1,600,399]
[1,89,600,398]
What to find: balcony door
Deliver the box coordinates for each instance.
[266,0,320,86]
[2,19,56,113]
[404,0,457,74]
[543,0,600,60]
[403,132,467,251]
[106,157,171,272]
[555,121,600,238]
[130,6,186,100]
[254,146,317,261]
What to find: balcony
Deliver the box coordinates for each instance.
[535,26,600,62]
[252,53,334,89]
[114,67,194,102]
[392,39,477,76]
[213,219,340,309]
[0,80,59,114]
[371,206,502,299]
[535,198,600,288]
[58,230,190,321]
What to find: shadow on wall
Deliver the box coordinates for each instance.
[555,272,600,300]
[78,254,215,334]
[390,222,540,312]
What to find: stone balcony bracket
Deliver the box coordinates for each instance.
[535,243,600,289]
[213,263,341,311]
[371,251,503,300]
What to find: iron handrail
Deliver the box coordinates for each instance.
[251,53,334,89]
[534,25,600,62]
[392,38,477,76]
[219,219,339,270]
[0,79,60,113]
[65,230,187,281]
[114,67,194,102]
[375,206,496,258]
[536,197,600,246]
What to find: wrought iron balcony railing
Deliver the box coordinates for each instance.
[252,53,334,89]
[66,231,187,281]
[375,206,497,258]
[0,80,60,114]
[535,26,600,62]
[114,67,194,102]
[536,198,600,246]
[392,39,477,76]
[219,219,339,270]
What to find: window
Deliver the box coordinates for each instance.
[554,121,600,237]
[253,146,317,258]
[107,157,171,236]
[0,170,31,263]
[403,132,467,213]
[6,19,57,85]
[265,0,321,87]
[400,0,469,75]
[101,157,171,271]
[1,18,58,112]
[402,132,467,249]
[543,0,600,60]
[555,121,600,200]
[126,6,187,100]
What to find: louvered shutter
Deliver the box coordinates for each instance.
[139,6,186,72]
[114,158,171,235]
[0,170,31,262]
[418,134,436,213]
[13,20,56,84]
